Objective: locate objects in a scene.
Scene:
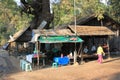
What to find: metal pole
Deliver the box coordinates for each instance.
[73,0,77,64]
[107,37,111,59]
[74,0,77,34]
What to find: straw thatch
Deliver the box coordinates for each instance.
[68,25,115,36]
[33,29,75,36]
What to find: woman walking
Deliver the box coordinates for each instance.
[97,44,105,64]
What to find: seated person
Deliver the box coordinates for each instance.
[52,47,59,57]
[102,43,109,53]
[52,47,59,53]
[91,45,96,54]
[61,53,64,58]
[83,46,88,54]
[67,51,73,59]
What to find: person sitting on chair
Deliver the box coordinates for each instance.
[91,44,96,54]
[83,46,89,54]
[102,43,109,53]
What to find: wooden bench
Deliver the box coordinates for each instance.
[82,53,97,59]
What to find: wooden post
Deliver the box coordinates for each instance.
[73,44,77,64]
[36,41,40,66]
[78,42,83,64]
[74,49,77,64]
[80,43,84,64]
[8,42,11,56]
[107,37,111,59]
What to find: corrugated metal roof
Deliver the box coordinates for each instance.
[68,25,115,36]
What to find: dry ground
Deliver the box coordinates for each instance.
[1,49,120,80]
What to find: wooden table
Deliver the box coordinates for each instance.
[32,55,46,67]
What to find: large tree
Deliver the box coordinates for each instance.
[16,0,54,29]
[0,0,31,45]
[0,0,111,45]
[53,0,107,27]
[108,0,120,22]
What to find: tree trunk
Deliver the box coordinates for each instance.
[20,0,54,29]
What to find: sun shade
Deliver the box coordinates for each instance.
[38,36,83,43]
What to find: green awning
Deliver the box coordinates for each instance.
[38,36,83,43]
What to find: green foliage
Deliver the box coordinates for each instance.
[0,0,32,45]
[108,0,120,22]
[0,0,119,46]
[53,0,107,27]
[94,1,106,20]
[53,0,75,26]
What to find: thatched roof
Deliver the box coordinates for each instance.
[33,29,75,36]
[30,29,75,43]
[68,25,115,36]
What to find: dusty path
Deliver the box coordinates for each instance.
[1,49,120,80]
[6,58,120,80]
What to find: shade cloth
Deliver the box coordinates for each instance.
[38,36,83,43]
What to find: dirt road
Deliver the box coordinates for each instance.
[1,49,120,80]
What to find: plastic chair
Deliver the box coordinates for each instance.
[21,60,27,71]
[25,62,32,72]
[52,62,58,68]
[20,59,24,68]
[20,59,32,71]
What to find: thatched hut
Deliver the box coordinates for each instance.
[31,29,83,65]
[68,25,115,59]
[7,27,33,55]
[70,14,120,51]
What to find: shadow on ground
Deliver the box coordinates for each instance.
[103,57,120,64]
